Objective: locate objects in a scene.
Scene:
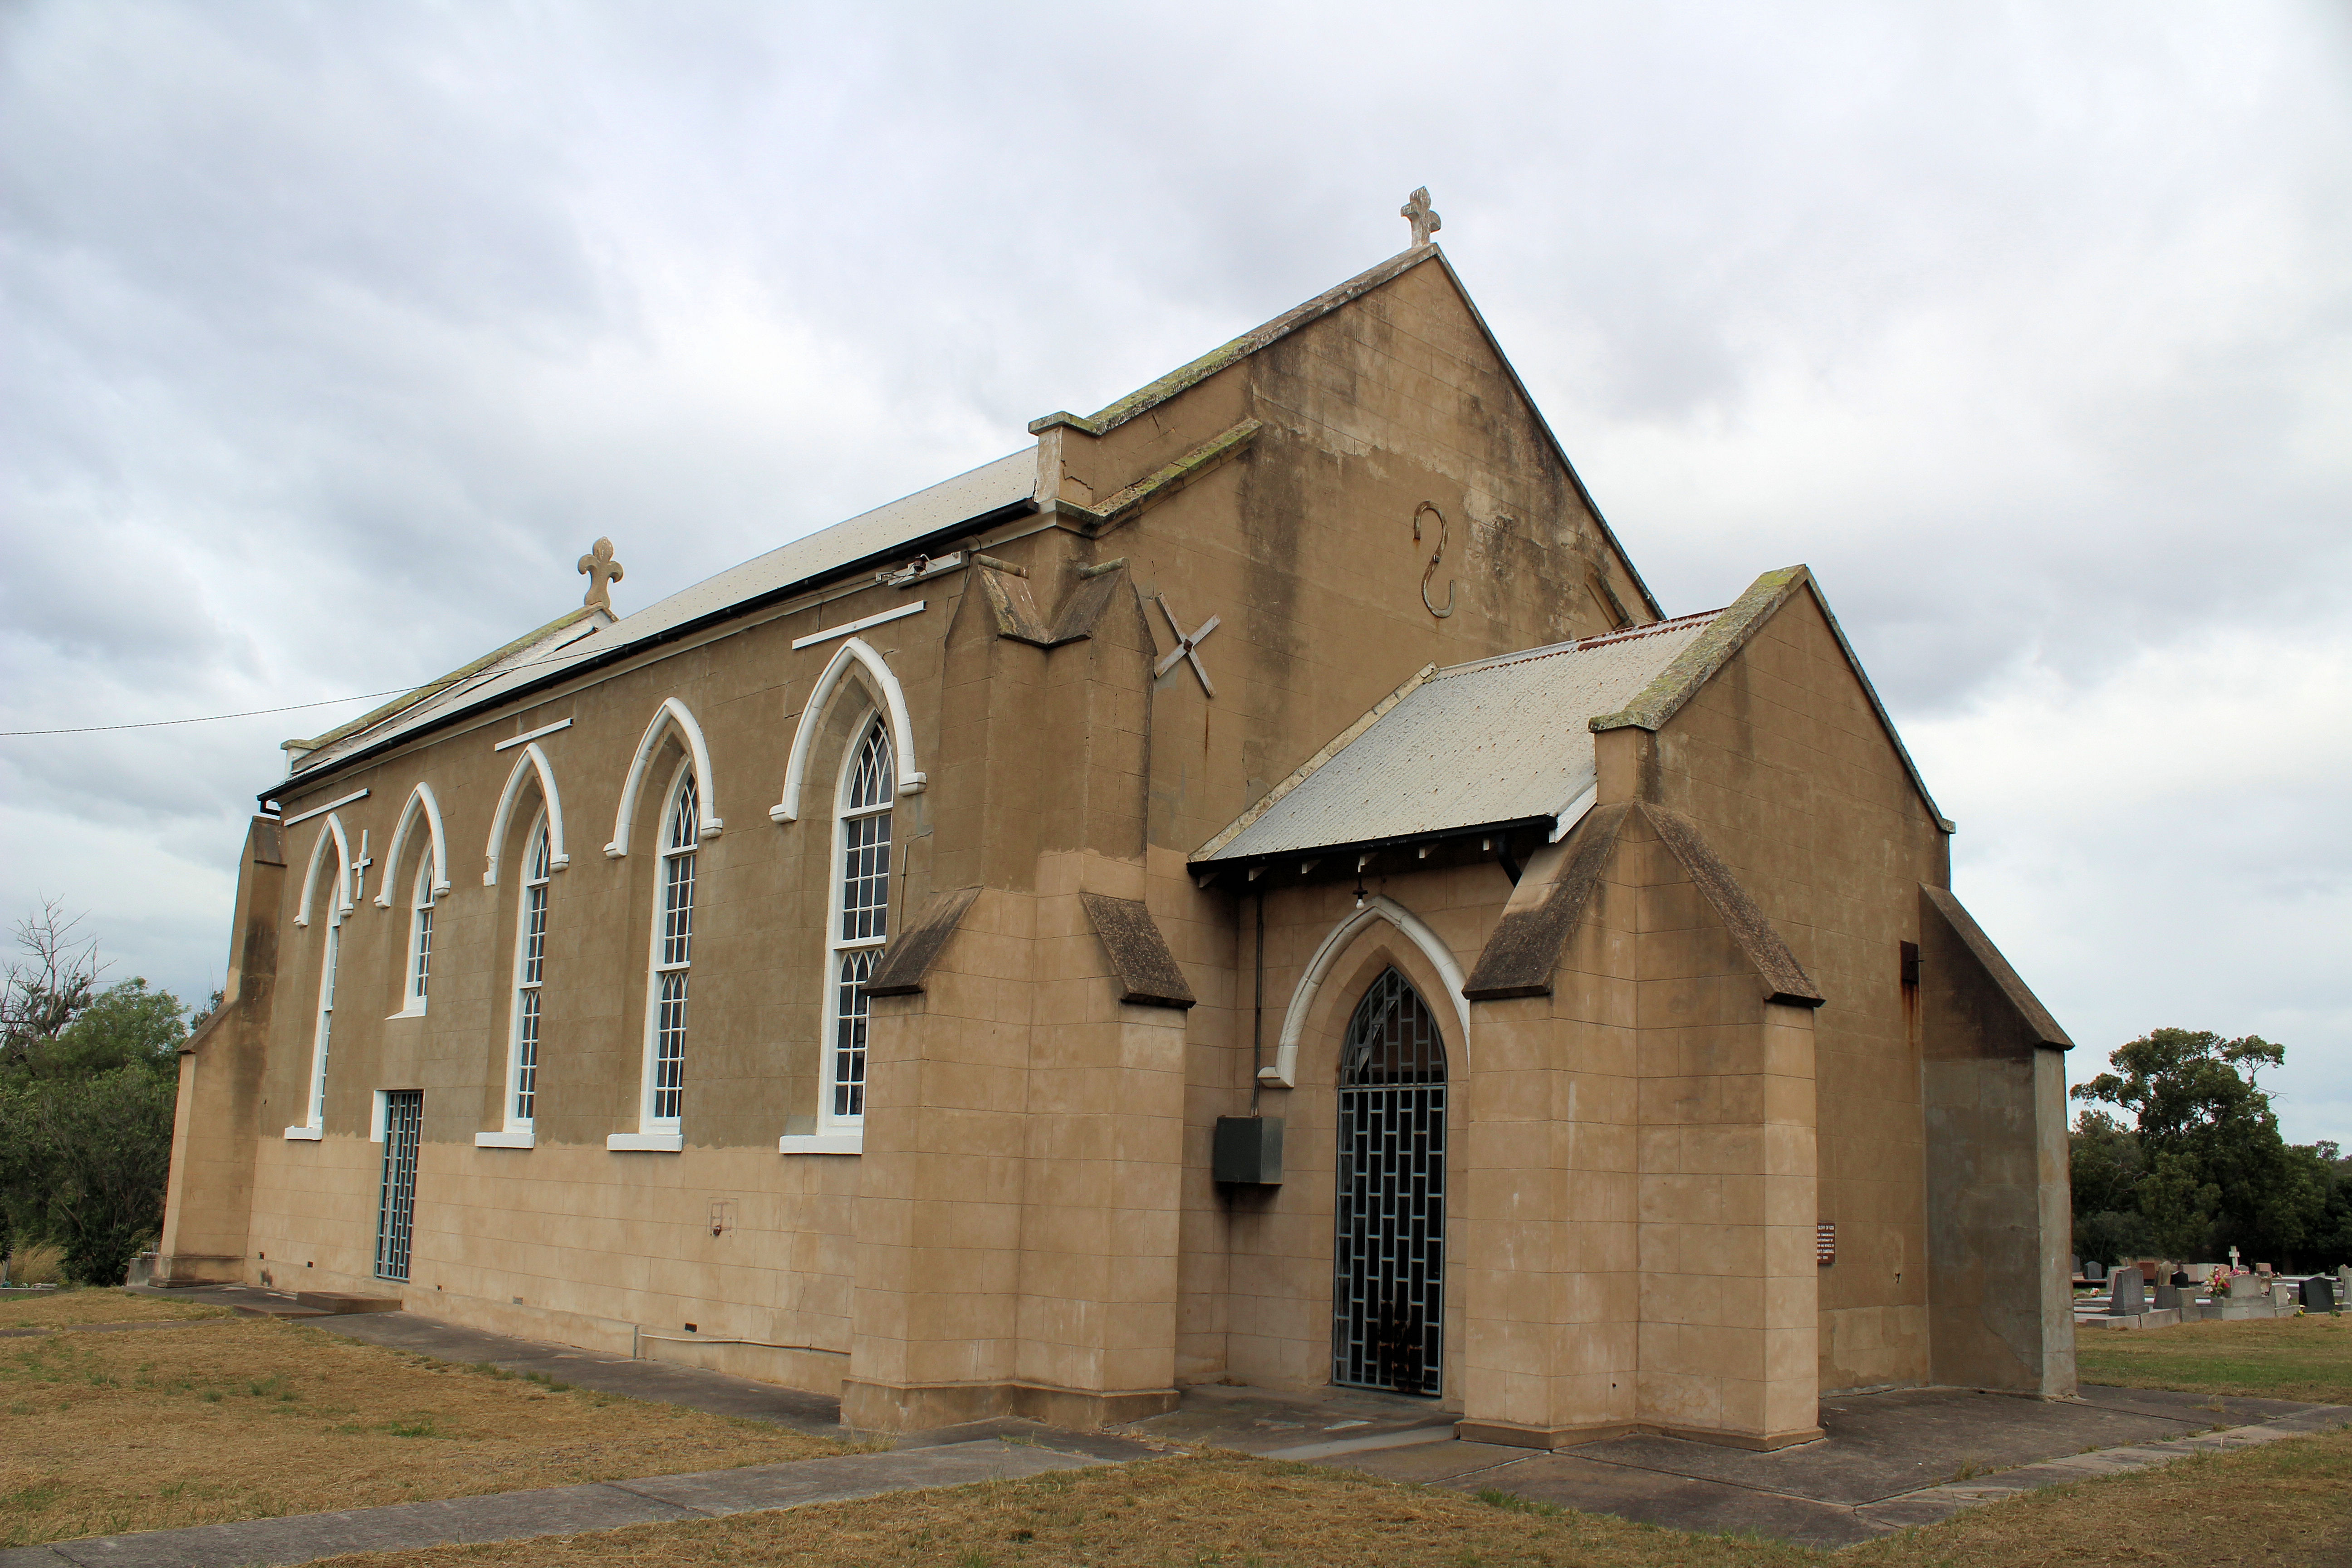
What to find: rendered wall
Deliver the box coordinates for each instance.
[1633,589,1951,1392]
[1919,888,2077,1395]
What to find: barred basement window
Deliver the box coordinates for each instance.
[644,769,698,1128]
[505,813,552,1127]
[825,718,892,1127]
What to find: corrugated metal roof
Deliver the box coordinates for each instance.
[1196,612,1720,863]
[289,448,1034,777]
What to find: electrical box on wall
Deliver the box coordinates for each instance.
[1213,1116,1284,1185]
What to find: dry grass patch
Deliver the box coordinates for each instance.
[1,1241,63,1285]
[1843,1424,2352,1567]
[313,1451,1818,1568]
[316,1428,2352,1568]
[0,1315,849,1547]
[2077,1313,2352,1404]
[0,1287,234,1329]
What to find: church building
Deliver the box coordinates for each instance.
[159,197,2078,1451]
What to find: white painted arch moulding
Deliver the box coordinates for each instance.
[484,742,570,885]
[294,813,353,929]
[1261,894,1470,1089]
[771,636,925,824]
[375,783,451,907]
[607,697,721,858]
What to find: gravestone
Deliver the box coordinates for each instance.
[2107,1267,2147,1315]
[2153,1284,2186,1309]
[2227,1274,2264,1300]
[2085,1260,2107,1282]
[2271,1281,2297,1308]
[2299,1276,2336,1314]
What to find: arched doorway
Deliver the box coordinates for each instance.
[1332,967,1447,1396]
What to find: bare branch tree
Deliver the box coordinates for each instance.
[1,899,107,1066]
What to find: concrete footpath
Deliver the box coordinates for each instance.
[0,1439,1138,1568]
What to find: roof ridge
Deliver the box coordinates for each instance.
[1431,610,1720,680]
[283,606,601,765]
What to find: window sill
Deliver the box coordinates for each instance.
[282,1124,323,1142]
[777,1133,863,1156]
[475,1129,536,1149]
[605,1132,684,1153]
[385,1006,427,1021]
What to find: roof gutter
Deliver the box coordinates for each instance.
[1191,815,1556,883]
[259,496,1039,809]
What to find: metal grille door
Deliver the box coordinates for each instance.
[375,1090,422,1282]
[1333,968,1446,1396]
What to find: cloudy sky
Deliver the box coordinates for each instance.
[2,2,2346,1138]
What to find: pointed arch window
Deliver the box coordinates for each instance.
[507,814,552,1129]
[402,856,435,1013]
[644,769,698,1130]
[307,920,341,1132]
[824,718,892,1128]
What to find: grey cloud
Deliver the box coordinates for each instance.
[2,0,2346,1137]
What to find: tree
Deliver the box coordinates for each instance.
[0,905,189,1285]
[0,1064,177,1284]
[2068,1109,2149,1264]
[2072,1028,2330,1268]
[0,901,103,1068]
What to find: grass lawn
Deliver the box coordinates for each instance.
[2077,1313,2352,1404]
[313,1428,2352,1568]
[0,1308,851,1548]
[0,1285,235,1329]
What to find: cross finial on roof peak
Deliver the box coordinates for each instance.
[1401,187,1441,248]
[578,537,624,613]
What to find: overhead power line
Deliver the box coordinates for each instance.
[0,643,607,738]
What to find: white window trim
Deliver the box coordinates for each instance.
[818,713,892,1139]
[294,813,353,928]
[610,760,696,1152]
[607,1131,685,1153]
[285,912,340,1140]
[1261,895,1471,1089]
[778,1132,864,1155]
[374,782,451,908]
[492,811,551,1144]
[771,638,925,823]
[606,697,721,858]
[484,742,570,886]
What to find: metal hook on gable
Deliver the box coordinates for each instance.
[1412,502,1455,619]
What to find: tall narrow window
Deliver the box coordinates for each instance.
[505,813,552,1129]
[645,769,698,1128]
[403,857,435,1013]
[307,920,339,1130]
[826,718,892,1127]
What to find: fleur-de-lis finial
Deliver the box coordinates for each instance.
[578,537,624,613]
[1401,187,1441,248]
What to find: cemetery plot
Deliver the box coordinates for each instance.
[2075,1314,2352,1404]
[0,1312,850,1549]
